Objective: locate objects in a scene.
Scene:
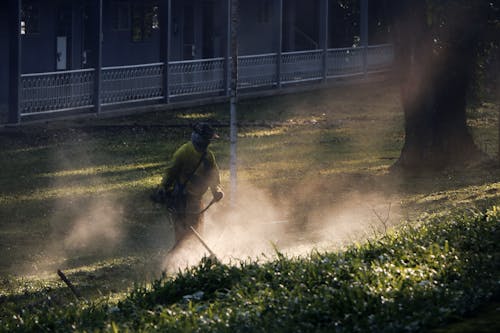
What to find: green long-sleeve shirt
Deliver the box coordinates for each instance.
[161,142,220,197]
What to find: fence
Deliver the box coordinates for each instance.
[20,44,393,117]
[169,58,225,97]
[101,63,164,106]
[238,53,278,89]
[21,69,95,115]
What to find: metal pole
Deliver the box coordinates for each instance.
[8,0,21,124]
[160,0,171,103]
[224,0,231,96]
[361,0,369,76]
[276,0,283,88]
[321,0,329,83]
[229,0,239,204]
[94,0,103,114]
[57,269,83,301]
[190,227,218,260]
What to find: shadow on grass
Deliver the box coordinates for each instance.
[0,252,167,317]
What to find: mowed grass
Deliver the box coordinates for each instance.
[0,79,499,329]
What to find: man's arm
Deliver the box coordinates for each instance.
[211,184,224,202]
[208,151,224,201]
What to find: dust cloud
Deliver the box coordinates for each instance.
[24,143,127,275]
[25,131,401,277]
[161,181,401,273]
[49,142,127,260]
[62,197,124,252]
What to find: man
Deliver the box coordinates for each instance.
[161,122,224,252]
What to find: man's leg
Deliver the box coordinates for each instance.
[167,197,203,255]
[185,196,204,234]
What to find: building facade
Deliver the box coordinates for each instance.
[1,0,393,125]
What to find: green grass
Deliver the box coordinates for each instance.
[0,79,499,331]
[1,207,499,332]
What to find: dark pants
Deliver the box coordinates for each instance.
[170,194,204,252]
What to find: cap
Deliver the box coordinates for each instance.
[193,122,219,140]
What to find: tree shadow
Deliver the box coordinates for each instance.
[0,252,167,314]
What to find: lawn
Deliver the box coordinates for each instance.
[0,79,499,331]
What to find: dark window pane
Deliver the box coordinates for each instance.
[131,4,143,41]
[21,0,40,35]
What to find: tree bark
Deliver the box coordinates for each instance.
[497,69,500,164]
[497,46,500,164]
[391,0,484,172]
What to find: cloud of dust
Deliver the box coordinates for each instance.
[161,181,401,273]
[62,197,124,252]
[162,82,404,272]
[27,142,127,275]
[303,192,402,250]
[161,182,290,272]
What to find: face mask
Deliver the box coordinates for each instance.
[191,131,210,152]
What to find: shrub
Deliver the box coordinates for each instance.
[2,207,499,332]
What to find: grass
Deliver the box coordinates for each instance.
[1,207,499,332]
[0,79,499,331]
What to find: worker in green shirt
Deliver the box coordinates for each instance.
[161,122,224,252]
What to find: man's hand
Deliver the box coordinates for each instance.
[213,190,224,202]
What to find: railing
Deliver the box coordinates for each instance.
[101,63,164,106]
[281,50,324,83]
[21,69,95,115]
[327,47,364,78]
[19,44,394,117]
[366,44,394,73]
[169,58,225,97]
[238,53,278,89]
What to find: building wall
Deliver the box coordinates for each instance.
[15,0,367,72]
[196,0,227,59]
[209,0,227,58]
[0,2,9,123]
[102,0,161,66]
[21,1,57,73]
[283,0,320,51]
[239,0,276,55]
[169,0,227,61]
[295,0,320,50]
[169,0,184,60]
[329,0,360,48]
[16,0,325,71]
[19,0,162,71]
[368,0,391,44]
[170,0,205,61]
[71,4,84,70]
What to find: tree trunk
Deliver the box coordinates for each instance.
[497,47,500,164]
[391,0,484,172]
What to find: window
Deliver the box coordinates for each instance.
[152,6,160,30]
[258,0,272,24]
[21,0,40,35]
[131,2,159,42]
[112,1,131,31]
